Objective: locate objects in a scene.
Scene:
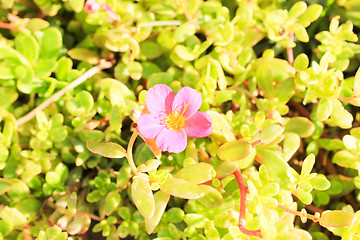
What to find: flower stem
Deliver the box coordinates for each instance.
[126,130,139,175]
[277,204,321,223]
[233,169,263,239]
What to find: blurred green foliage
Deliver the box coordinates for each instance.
[1,0,360,239]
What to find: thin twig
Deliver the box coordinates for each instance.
[16,60,112,126]
[75,212,103,222]
[287,31,294,66]
[234,169,263,238]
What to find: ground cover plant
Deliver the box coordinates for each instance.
[2,0,360,239]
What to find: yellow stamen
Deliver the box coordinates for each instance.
[164,102,190,131]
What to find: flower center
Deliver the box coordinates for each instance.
[164,102,191,131]
[165,112,185,131]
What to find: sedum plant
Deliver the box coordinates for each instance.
[1,0,360,239]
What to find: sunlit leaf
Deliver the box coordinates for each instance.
[86,139,126,158]
[319,210,355,228]
[160,178,205,199]
[131,177,155,220]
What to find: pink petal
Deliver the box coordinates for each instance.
[137,113,165,139]
[156,128,187,153]
[184,111,213,138]
[172,86,202,119]
[146,84,175,115]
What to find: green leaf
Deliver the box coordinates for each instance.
[260,123,284,145]
[0,207,27,229]
[0,219,12,236]
[288,1,307,18]
[46,172,61,187]
[317,98,332,121]
[14,199,41,217]
[293,24,309,42]
[262,150,293,190]
[301,154,315,177]
[68,0,84,12]
[174,163,215,184]
[282,132,300,161]
[39,27,62,60]
[147,72,173,89]
[197,185,223,208]
[145,191,170,234]
[27,18,50,31]
[66,90,94,116]
[284,117,315,138]
[160,178,205,199]
[105,191,121,216]
[140,41,161,60]
[15,33,39,64]
[217,140,252,161]
[293,53,309,70]
[295,187,312,205]
[207,111,235,143]
[174,22,196,42]
[297,4,323,27]
[68,48,100,65]
[0,179,11,195]
[216,161,238,179]
[86,140,126,158]
[310,175,331,191]
[330,99,353,129]
[174,45,196,61]
[184,214,208,228]
[319,210,355,228]
[131,177,155,220]
[0,88,18,107]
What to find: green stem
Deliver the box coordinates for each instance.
[127,130,139,175]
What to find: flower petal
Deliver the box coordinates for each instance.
[146,84,175,114]
[184,111,213,138]
[137,113,165,139]
[172,86,202,119]
[156,128,187,153]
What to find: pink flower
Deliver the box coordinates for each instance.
[84,0,101,13]
[137,84,212,153]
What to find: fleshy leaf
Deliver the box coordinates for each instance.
[0,179,11,195]
[160,178,205,199]
[262,150,293,190]
[319,210,355,228]
[216,161,238,179]
[260,123,284,145]
[217,140,252,161]
[131,177,155,220]
[145,191,170,234]
[86,139,126,158]
[207,110,236,142]
[197,185,223,208]
[174,163,215,184]
[105,191,121,216]
[284,117,315,138]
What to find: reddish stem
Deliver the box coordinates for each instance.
[0,21,18,30]
[287,31,294,66]
[234,169,263,238]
